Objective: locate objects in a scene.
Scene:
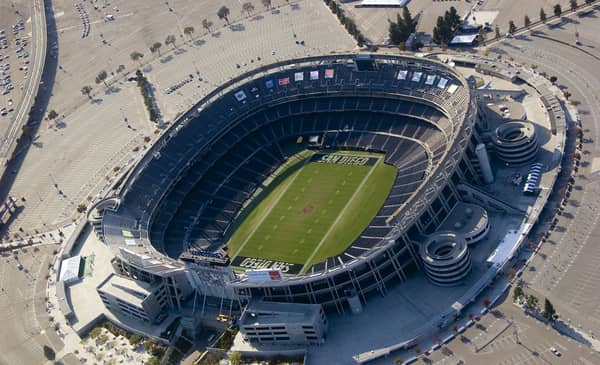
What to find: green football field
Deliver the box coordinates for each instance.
[226,150,397,274]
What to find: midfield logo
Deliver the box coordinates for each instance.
[311,153,378,166]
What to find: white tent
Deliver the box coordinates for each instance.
[59,255,82,285]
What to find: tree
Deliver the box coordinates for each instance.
[571,0,578,10]
[130,51,144,65]
[116,64,125,73]
[540,8,547,22]
[146,357,160,365]
[43,345,56,361]
[261,0,272,9]
[202,18,213,33]
[432,7,461,45]
[242,2,255,16]
[478,27,486,44]
[554,4,562,17]
[183,26,195,40]
[95,70,108,87]
[47,110,58,120]
[524,15,531,27]
[229,352,242,365]
[550,75,558,83]
[495,25,501,38]
[217,6,231,24]
[389,7,418,45]
[445,6,461,31]
[81,85,93,99]
[526,294,539,309]
[543,298,557,322]
[150,41,162,56]
[563,90,572,100]
[513,286,524,302]
[165,34,176,49]
[508,20,517,34]
[432,16,451,45]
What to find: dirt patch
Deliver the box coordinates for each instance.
[302,203,315,215]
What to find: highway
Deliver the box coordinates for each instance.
[0,0,47,166]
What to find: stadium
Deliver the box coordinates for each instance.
[91,53,481,313]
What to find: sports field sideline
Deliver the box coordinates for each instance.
[226,150,397,274]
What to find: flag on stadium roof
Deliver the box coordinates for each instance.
[278,77,290,85]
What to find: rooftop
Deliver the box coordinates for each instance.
[97,273,156,306]
[241,301,322,327]
[439,202,488,236]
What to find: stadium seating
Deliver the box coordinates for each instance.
[102,55,469,276]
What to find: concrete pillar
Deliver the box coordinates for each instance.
[476,143,494,184]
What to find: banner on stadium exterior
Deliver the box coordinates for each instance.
[265,79,274,89]
[310,152,378,166]
[294,72,304,82]
[324,69,334,79]
[232,256,302,275]
[310,71,319,80]
[278,77,290,86]
[245,269,284,282]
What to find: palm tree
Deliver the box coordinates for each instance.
[151,41,162,56]
[130,51,144,65]
[242,2,255,17]
[183,26,195,40]
[202,19,213,33]
[261,0,272,9]
[165,34,176,49]
[571,0,578,10]
[81,85,92,99]
[95,70,108,88]
[524,15,531,27]
[217,6,231,24]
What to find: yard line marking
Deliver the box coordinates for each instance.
[231,156,310,259]
[301,157,381,273]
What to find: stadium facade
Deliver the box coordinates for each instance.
[90,54,484,316]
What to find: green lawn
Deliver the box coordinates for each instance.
[226,150,397,273]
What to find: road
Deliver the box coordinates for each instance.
[0,0,46,166]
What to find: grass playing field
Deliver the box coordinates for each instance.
[226,150,397,274]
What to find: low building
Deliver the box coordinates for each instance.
[97,273,168,324]
[240,301,327,345]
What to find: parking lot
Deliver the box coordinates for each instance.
[0,243,64,365]
[0,0,355,236]
[0,0,31,123]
